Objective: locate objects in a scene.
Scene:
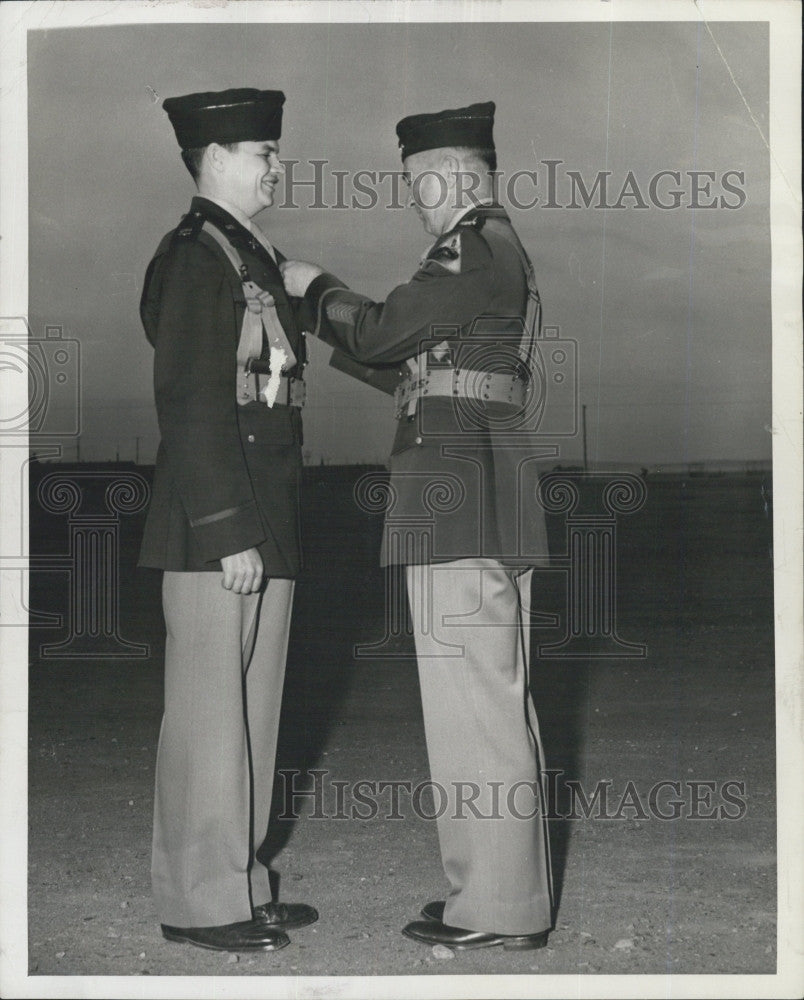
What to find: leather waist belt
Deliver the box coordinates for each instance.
[240,366,306,409]
[394,368,527,420]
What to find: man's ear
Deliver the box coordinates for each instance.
[441,152,461,191]
[206,143,228,174]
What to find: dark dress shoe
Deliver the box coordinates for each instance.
[403,918,549,951]
[253,901,318,929]
[161,918,289,952]
[421,899,445,921]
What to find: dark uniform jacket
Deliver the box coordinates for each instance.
[303,204,550,568]
[138,196,304,576]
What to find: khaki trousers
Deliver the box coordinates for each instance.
[152,571,294,927]
[406,558,553,936]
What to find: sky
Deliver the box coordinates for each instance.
[25,18,771,467]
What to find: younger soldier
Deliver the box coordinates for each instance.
[139,88,316,953]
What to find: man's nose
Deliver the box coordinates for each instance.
[272,157,286,176]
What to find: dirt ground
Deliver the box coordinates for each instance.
[24,467,776,984]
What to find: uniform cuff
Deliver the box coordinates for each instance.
[191,499,266,563]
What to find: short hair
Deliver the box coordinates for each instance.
[455,146,498,175]
[180,141,239,182]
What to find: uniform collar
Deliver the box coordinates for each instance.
[444,197,495,232]
[190,195,276,261]
[429,202,508,254]
[452,201,509,229]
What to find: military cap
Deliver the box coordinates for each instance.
[163,88,285,150]
[396,101,495,160]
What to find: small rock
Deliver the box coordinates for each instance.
[432,944,454,960]
[128,800,134,806]
[227,953,239,964]
[120,901,129,909]
[613,938,634,951]
[139,952,146,959]
[55,951,66,959]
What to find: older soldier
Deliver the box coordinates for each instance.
[139,88,316,953]
[282,101,554,951]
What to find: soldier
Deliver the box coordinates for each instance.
[282,101,554,951]
[138,88,317,953]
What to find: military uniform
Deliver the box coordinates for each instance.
[139,90,312,940]
[139,195,304,576]
[299,103,554,943]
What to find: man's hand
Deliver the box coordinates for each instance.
[220,548,264,594]
[280,260,324,297]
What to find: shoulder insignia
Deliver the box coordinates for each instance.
[426,232,462,273]
[172,210,205,242]
[458,213,486,232]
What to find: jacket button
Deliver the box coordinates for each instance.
[247,434,256,443]
[415,436,423,445]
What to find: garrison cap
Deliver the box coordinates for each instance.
[163,88,285,150]
[396,101,495,160]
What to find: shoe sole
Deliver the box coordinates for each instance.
[161,928,290,952]
[403,926,549,952]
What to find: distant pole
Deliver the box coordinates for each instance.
[582,404,588,471]
[135,437,140,465]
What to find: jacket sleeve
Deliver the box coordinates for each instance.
[148,238,265,562]
[302,227,497,365]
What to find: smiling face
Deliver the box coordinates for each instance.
[214,139,284,218]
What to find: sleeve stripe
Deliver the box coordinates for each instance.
[190,502,253,528]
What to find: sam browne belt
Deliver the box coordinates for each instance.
[201,220,306,409]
